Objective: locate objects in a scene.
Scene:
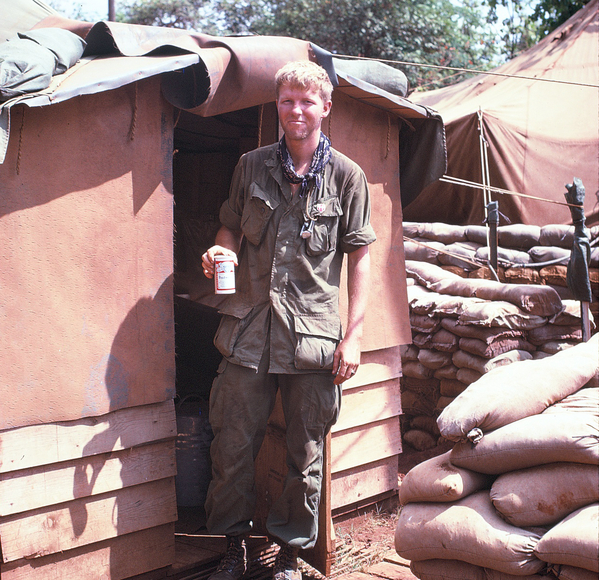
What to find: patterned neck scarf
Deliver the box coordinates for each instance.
[277,132,332,197]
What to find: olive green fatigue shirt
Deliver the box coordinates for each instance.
[214,142,376,373]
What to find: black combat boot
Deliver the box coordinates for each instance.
[273,543,301,580]
[209,535,248,580]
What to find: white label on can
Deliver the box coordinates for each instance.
[214,256,236,294]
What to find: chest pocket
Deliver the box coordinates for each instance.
[305,195,343,257]
[241,184,280,246]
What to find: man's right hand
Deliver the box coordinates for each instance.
[201,246,238,279]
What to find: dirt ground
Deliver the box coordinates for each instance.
[328,503,400,577]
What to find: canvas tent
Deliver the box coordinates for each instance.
[0,8,445,579]
[405,0,599,228]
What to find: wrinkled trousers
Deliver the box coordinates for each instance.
[204,346,341,550]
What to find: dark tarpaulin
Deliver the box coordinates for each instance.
[565,178,593,303]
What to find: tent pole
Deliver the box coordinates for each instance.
[478,109,498,276]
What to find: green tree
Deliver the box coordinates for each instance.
[485,0,590,59]
[118,0,220,31]
[530,0,589,36]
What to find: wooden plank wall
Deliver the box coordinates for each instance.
[0,401,178,580]
[330,346,402,511]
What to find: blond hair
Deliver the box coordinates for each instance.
[275,61,334,103]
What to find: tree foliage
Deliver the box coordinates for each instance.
[530,0,589,36]
[118,0,219,30]
[486,0,591,59]
[209,0,499,90]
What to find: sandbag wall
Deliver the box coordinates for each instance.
[401,222,599,451]
[395,335,599,580]
[403,222,599,315]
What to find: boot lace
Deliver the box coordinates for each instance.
[273,544,299,575]
[217,538,246,573]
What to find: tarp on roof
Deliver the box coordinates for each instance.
[0,15,446,202]
[406,0,599,227]
[0,0,56,43]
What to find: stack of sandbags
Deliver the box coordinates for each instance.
[403,222,599,314]
[400,261,593,451]
[395,335,599,580]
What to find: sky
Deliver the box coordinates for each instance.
[49,0,108,21]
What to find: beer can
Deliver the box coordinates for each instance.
[214,255,236,294]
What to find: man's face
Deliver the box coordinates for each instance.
[276,84,331,143]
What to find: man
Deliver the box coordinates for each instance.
[201,60,376,580]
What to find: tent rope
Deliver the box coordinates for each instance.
[129,83,138,141]
[440,175,584,209]
[333,54,599,90]
[16,107,24,176]
[385,113,391,159]
[257,104,264,148]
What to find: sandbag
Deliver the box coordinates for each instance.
[456,367,483,385]
[437,242,481,269]
[452,348,532,376]
[402,389,438,416]
[404,429,438,451]
[534,503,599,572]
[456,301,548,330]
[464,225,488,245]
[434,364,459,380]
[498,225,541,250]
[549,564,599,580]
[413,332,434,348]
[415,223,468,244]
[432,295,489,318]
[411,559,486,580]
[529,246,570,263]
[441,265,469,277]
[399,450,492,505]
[395,491,544,575]
[400,343,419,361]
[409,288,482,317]
[411,313,442,332]
[476,246,533,265]
[450,412,599,474]
[405,239,445,264]
[402,376,440,396]
[437,335,599,441]
[539,265,568,287]
[527,324,582,346]
[550,300,593,326]
[540,341,576,354]
[458,336,535,359]
[429,277,563,315]
[430,329,459,352]
[491,462,599,527]
[406,260,462,287]
[411,559,553,580]
[435,395,454,412]
[539,225,575,248]
[441,318,524,343]
[440,378,467,397]
[402,360,435,379]
[485,571,554,580]
[543,388,599,416]
[419,349,454,369]
[410,414,440,435]
[503,267,541,285]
